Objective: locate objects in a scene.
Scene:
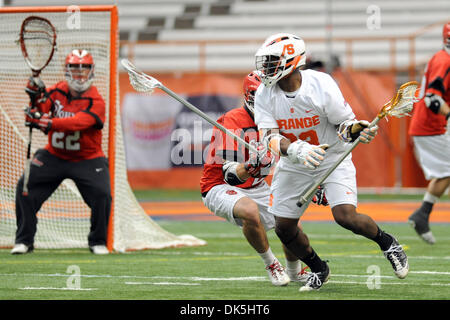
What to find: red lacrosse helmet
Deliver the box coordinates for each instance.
[65,49,95,92]
[443,22,450,53]
[243,70,262,114]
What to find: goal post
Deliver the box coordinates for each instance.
[0,5,206,252]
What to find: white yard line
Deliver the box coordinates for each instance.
[125,282,200,286]
[2,271,449,280]
[19,287,97,291]
[2,271,448,289]
[328,280,450,287]
[194,233,450,241]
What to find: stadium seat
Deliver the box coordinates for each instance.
[7,0,450,72]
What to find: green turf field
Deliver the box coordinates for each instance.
[1,220,448,300]
[132,189,450,202]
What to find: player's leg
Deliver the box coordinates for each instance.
[409,135,450,244]
[203,184,289,286]
[331,204,379,238]
[274,216,329,291]
[280,221,309,283]
[409,177,450,244]
[233,197,269,253]
[232,195,290,286]
[13,150,63,254]
[69,157,111,253]
[269,167,329,291]
[324,159,408,279]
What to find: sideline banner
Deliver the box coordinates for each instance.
[121,91,240,169]
[122,94,181,170]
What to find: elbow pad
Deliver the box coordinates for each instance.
[424,93,444,114]
[222,161,244,186]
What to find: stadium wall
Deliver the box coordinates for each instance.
[119,71,427,190]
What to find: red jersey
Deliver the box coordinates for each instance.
[200,106,265,194]
[36,81,106,161]
[409,49,450,136]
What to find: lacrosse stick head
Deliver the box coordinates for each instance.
[379,81,419,119]
[19,16,57,77]
[121,59,161,94]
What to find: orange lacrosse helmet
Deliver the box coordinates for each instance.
[443,22,450,53]
[243,70,262,115]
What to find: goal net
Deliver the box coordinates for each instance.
[0,5,206,252]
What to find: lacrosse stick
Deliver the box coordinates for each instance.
[121,59,258,154]
[19,16,57,196]
[296,81,419,207]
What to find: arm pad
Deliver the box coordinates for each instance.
[222,161,244,186]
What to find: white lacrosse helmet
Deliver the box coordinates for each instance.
[255,33,306,87]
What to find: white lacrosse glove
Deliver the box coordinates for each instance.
[286,140,329,169]
[338,119,378,144]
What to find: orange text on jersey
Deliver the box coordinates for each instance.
[276,115,320,130]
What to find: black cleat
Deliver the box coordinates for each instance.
[408,209,435,244]
[299,262,330,291]
[383,235,409,279]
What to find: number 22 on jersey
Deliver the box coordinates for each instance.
[52,131,81,151]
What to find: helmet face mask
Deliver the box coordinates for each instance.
[243,71,262,114]
[255,33,306,87]
[65,50,95,93]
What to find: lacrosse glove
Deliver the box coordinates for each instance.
[24,107,52,134]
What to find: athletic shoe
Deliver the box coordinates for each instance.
[288,266,310,284]
[265,260,290,286]
[11,243,33,254]
[299,262,330,292]
[408,209,436,244]
[383,236,409,279]
[89,245,109,255]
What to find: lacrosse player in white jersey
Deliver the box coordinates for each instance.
[253,33,409,291]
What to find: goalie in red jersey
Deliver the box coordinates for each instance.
[200,71,327,287]
[11,50,111,255]
[408,22,450,244]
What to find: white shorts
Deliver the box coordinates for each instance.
[202,182,275,231]
[412,134,450,180]
[269,158,358,219]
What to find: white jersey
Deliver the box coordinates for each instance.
[254,69,355,172]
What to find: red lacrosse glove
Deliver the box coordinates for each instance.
[312,185,328,206]
[25,76,46,105]
[24,107,52,134]
[244,142,274,178]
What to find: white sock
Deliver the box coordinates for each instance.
[424,192,438,204]
[259,248,276,266]
[285,259,301,277]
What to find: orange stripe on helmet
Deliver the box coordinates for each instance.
[286,55,301,70]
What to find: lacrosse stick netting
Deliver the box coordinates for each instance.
[296,81,420,207]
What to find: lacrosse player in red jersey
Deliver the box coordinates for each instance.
[408,22,450,244]
[200,71,330,286]
[253,33,409,291]
[11,49,111,255]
